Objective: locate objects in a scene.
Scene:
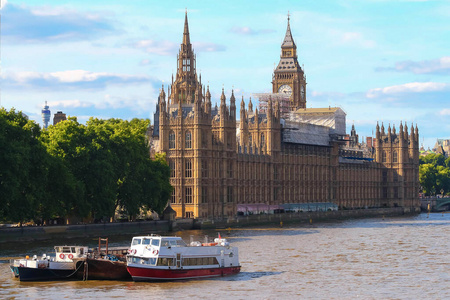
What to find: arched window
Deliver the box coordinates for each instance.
[393,151,398,163]
[169,160,175,178]
[169,131,175,149]
[382,151,387,163]
[260,133,265,148]
[185,131,192,149]
[185,159,192,178]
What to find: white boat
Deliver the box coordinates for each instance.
[10,245,88,281]
[126,234,241,281]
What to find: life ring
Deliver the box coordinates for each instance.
[59,253,65,259]
[152,250,159,255]
[133,249,137,254]
[68,254,74,259]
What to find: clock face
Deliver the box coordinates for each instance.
[278,84,292,96]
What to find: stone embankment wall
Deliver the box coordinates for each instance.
[195,207,419,229]
[0,207,418,243]
[0,220,170,243]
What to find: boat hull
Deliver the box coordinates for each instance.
[127,265,241,281]
[74,258,131,280]
[14,266,76,282]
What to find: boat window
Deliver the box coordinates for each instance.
[160,238,186,247]
[79,248,84,255]
[132,238,142,245]
[62,247,71,253]
[151,239,160,247]
[55,247,61,252]
[182,257,219,266]
[176,239,187,246]
[157,257,175,266]
[142,238,151,245]
[71,247,76,253]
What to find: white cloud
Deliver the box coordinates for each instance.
[439,109,450,116]
[366,82,450,98]
[4,3,116,43]
[193,42,226,52]
[1,0,7,9]
[133,39,178,56]
[4,70,149,89]
[338,31,376,48]
[140,59,151,66]
[230,26,275,35]
[48,99,93,108]
[377,56,450,75]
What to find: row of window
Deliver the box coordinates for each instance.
[169,131,191,149]
[382,150,399,163]
[128,256,219,267]
[182,257,219,266]
[170,187,234,204]
[168,159,234,179]
[169,130,269,149]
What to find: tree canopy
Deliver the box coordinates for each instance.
[419,153,450,196]
[0,108,171,224]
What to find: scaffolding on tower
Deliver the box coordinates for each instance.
[253,93,291,118]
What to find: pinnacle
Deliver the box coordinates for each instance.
[183,11,190,45]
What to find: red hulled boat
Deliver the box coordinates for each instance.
[126,234,240,281]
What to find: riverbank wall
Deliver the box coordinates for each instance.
[197,207,418,229]
[0,207,419,243]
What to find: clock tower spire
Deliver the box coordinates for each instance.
[272,13,306,110]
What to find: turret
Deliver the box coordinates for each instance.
[275,99,280,119]
[404,123,409,141]
[230,89,236,119]
[376,122,380,139]
[205,85,211,115]
[248,97,253,112]
[399,121,404,140]
[159,84,166,113]
[267,97,273,121]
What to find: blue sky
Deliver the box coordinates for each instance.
[1,0,450,149]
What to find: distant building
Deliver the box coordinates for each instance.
[148,13,420,219]
[53,111,67,125]
[432,139,450,157]
[41,101,51,129]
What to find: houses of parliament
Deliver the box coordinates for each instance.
[149,13,420,219]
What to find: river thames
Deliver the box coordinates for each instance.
[1,213,449,299]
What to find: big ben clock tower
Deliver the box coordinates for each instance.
[272,14,306,110]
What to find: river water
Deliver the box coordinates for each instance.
[1,213,449,300]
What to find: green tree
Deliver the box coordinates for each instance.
[419,163,437,196]
[0,108,47,224]
[40,117,91,219]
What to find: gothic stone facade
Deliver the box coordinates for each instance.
[150,13,420,219]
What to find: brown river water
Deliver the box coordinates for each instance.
[1,213,449,299]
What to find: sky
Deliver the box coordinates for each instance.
[1,0,450,149]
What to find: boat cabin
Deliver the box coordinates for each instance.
[131,236,186,249]
[54,246,89,262]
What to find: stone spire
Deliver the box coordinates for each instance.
[230,89,236,119]
[183,11,190,46]
[281,12,296,49]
